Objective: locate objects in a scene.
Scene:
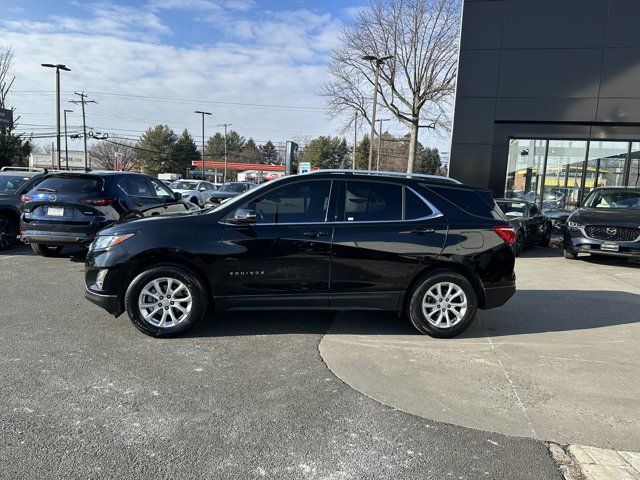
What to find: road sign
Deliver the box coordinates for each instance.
[0,108,13,128]
[299,162,311,174]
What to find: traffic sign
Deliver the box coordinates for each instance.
[0,108,13,128]
[299,162,311,174]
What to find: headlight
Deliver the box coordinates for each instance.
[181,192,190,198]
[567,221,583,228]
[90,233,134,251]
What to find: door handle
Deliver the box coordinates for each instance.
[303,230,329,238]
[136,200,143,207]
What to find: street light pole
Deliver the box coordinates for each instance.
[195,111,212,179]
[362,54,392,171]
[63,109,72,170]
[218,123,232,183]
[41,63,71,170]
[376,118,390,171]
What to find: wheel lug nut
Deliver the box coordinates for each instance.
[170,301,174,305]
[164,306,168,310]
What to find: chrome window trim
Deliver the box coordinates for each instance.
[219,182,443,227]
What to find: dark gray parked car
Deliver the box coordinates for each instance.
[0,167,47,250]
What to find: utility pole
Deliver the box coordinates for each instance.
[218,123,232,183]
[362,54,393,171]
[376,118,390,171]
[63,109,72,170]
[41,63,71,169]
[353,110,358,171]
[69,92,96,170]
[195,111,212,179]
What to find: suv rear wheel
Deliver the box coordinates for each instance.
[125,264,207,337]
[0,214,18,250]
[31,243,64,257]
[407,271,478,338]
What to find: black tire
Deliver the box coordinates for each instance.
[563,249,578,260]
[125,264,208,337]
[406,271,478,338]
[514,230,524,257]
[31,243,64,257]
[189,197,200,207]
[538,226,552,247]
[0,213,18,251]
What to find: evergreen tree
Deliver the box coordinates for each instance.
[171,130,200,176]
[259,140,278,164]
[415,147,442,175]
[135,124,177,176]
[301,136,349,169]
[0,128,31,168]
[241,137,261,163]
[354,135,370,170]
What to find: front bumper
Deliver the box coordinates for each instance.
[85,286,120,315]
[564,231,640,258]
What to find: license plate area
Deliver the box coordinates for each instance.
[47,206,65,217]
[600,241,619,252]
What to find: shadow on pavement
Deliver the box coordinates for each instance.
[0,243,87,262]
[187,288,639,338]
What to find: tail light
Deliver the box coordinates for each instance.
[20,195,32,203]
[82,198,114,206]
[493,225,516,246]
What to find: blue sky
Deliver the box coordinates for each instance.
[2,0,449,153]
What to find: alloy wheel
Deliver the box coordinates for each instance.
[421,282,468,329]
[138,277,193,328]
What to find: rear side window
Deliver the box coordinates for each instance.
[127,177,153,197]
[33,176,102,194]
[342,181,434,221]
[344,181,402,221]
[427,185,495,218]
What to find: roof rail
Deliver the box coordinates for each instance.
[304,169,461,184]
[0,166,48,173]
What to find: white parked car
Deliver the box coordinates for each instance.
[168,180,218,207]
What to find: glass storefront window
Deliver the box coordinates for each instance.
[628,143,640,187]
[505,139,547,201]
[544,140,587,211]
[587,141,628,189]
[505,139,638,213]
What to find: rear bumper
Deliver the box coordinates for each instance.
[482,283,516,309]
[20,230,96,246]
[85,286,119,315]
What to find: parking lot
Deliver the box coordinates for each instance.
[0,244,565,480]
[3,244,639,479]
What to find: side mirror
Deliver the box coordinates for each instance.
[198,186,206,192]
[173,192,182,201]
[231,208,256,224]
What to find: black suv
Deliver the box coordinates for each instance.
[564,187,640,260]
[21,171,189,256]
[84,170,517,338]
[0,167,47,250]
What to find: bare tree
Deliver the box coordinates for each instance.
[89,139,137,171]
[0,46,15,110]
[323,0,460,172]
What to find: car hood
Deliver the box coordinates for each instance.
[570,208,640,226]
[171,188,196,194]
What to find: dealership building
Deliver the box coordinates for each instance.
[450,0,640,211]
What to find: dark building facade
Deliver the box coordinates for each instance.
[450,0,640,212]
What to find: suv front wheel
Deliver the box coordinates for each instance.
[407,271,478,338]
[125,264,207,337]
[0,214,18,250]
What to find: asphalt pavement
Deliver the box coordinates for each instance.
[321,248,640,451]
[0,245,561,479]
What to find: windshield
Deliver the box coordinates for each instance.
[220,183,249,193]
[0,175,30,194]
[583,189,640,209]
[169,181,197,190]
[497,201,527,217]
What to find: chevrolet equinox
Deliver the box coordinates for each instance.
[85,170,517,338]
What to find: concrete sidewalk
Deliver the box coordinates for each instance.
[319,248,640,451]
